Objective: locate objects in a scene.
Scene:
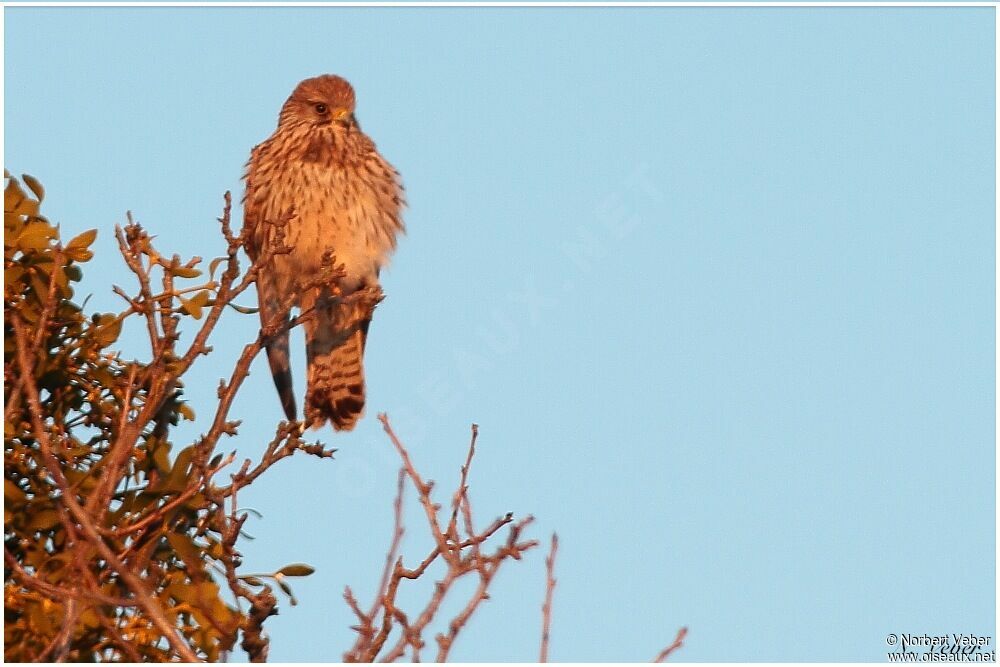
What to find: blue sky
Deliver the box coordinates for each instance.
[5,5,996,662]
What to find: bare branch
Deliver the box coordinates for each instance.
[34,597,77,662]
[377,414,453,563]
[114,219,162,356]
[343,416,539,663]
[369,468,406,620]
[447,423,478,541]
[653,626,688,663]
[540,533,559,662]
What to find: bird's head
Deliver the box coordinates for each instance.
[278,74,358,133]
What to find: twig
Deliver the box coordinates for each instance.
[378,414,454,563]
[435,519,535,662]
[540,533,558,662]
[447,424,478,541]
[114,220,162,356]
[241,587,278,663]
[344,471,407,662]
[369,468,406,620]
[653,627,688,663]
[35,597,77,662]
[95,611,143,662]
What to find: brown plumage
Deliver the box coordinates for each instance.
[243,75,404,430]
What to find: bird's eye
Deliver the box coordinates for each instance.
[314,103,328,114]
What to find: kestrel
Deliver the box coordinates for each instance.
[243,75,404,430]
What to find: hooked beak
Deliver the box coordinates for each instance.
[334,108,356,127]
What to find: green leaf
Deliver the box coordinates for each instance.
[17,221,54,250]
[4,266,25,288]
[151,441,172,474]
[66,228,97,250]
[4,479,25,504]
[63,468,100,493]
[8,188,41,219]
[4,177,25,210]
[208,257,226,279]
[26,508,60,530]
[64,229,97,262]
[29,599,56,635]
[162,445,195,493]
[204,537,225,560]
[275,577,298,606]
[170,266,202,279]
[166,532,203,568]
[276,563,315,577]
[63,264,83,282]
[21,174,44,202]
[178,296,202,320]
[227,302,259,315]
[91,315,123,347]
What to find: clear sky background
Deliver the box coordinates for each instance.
[5,5,996,662]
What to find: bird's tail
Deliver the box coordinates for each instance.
[257,272,297,422]
[305,319,367,431]
[265,327,297,422]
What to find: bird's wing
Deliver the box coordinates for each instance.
[244,145,297,422]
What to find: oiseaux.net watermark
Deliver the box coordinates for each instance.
[885,634,995,662]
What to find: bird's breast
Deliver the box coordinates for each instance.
[253,154,402,292]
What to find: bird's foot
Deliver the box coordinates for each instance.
[340,285,384,317]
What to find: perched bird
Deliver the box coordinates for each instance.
[243,74,404,430]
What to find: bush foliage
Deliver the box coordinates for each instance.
[4,173,325,661]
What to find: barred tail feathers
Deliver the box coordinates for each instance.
[305,324,367,431]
